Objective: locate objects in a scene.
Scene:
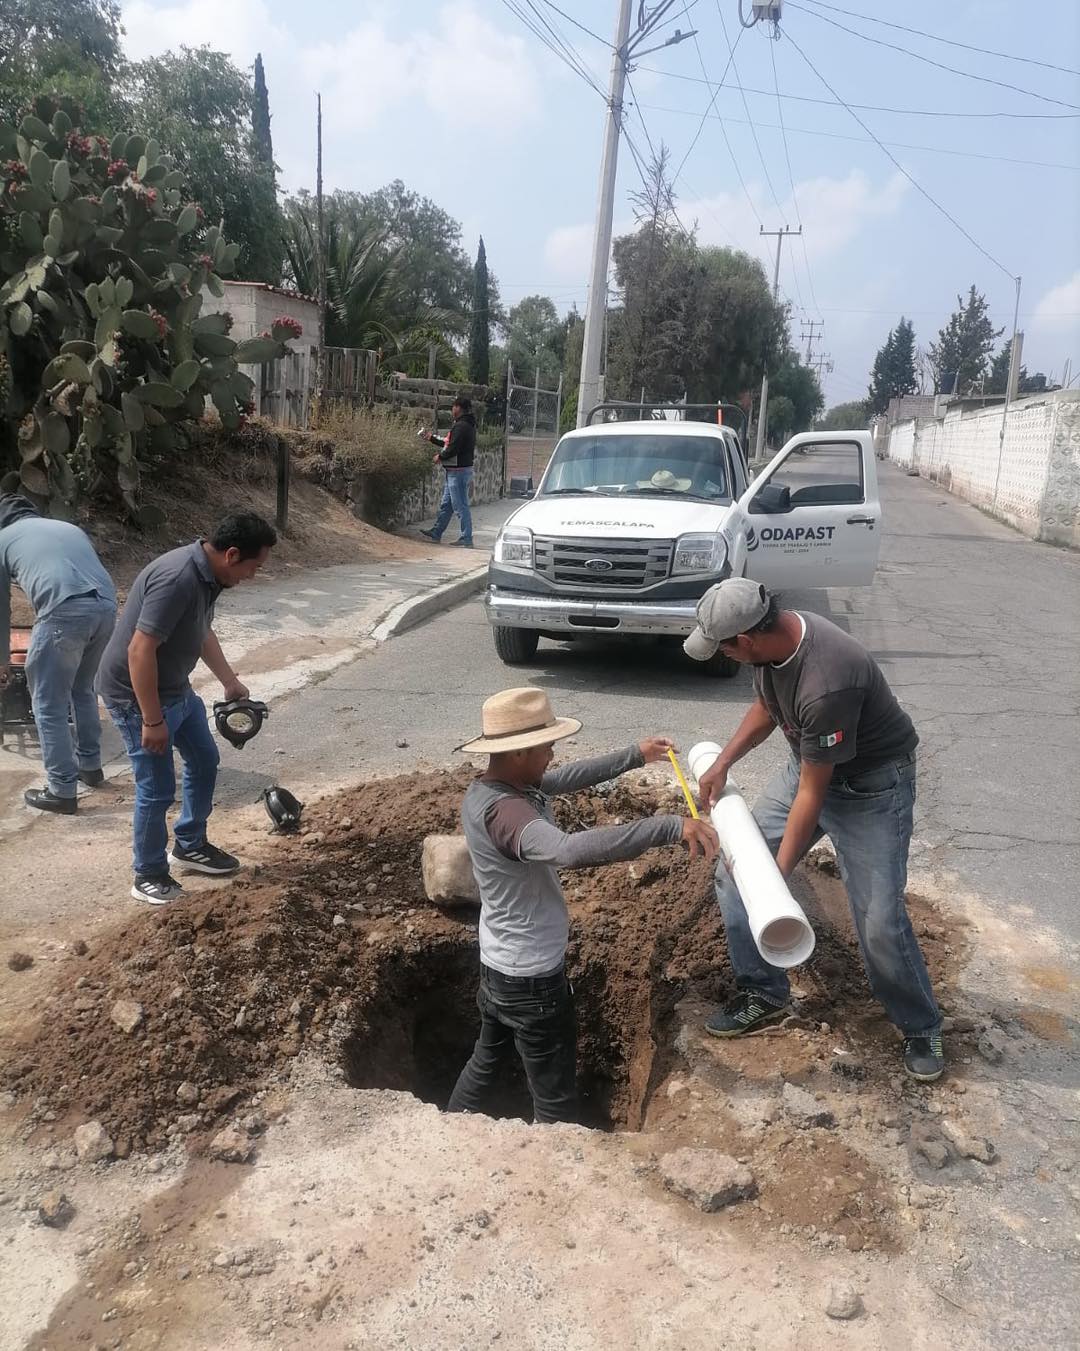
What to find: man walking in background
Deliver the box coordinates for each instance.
[685,578,944,1082]
[448,687,718,1124]
[0,492,117,815]
[96,512,276,905]
[420,394,477,548]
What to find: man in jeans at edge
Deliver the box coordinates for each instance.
[686,578,944,1082]
[96,513,276,904]
[420,394,477,547]
[448,686,719,1124]
[0,491,117,814]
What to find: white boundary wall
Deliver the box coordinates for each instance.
[884,391,1080,548]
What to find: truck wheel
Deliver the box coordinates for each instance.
[493,625,540,665]
[699,649,740,679]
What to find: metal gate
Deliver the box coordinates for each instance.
[504,361,562,488]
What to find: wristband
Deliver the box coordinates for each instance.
[145,718,165,728]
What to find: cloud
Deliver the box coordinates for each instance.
[121,0,284,63]
[542,169,908,286]
[1031,270,1080,332]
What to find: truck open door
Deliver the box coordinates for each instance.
[737,431,881,589]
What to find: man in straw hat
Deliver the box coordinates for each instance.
[448,687,718,1125]
[684,577,944,1083]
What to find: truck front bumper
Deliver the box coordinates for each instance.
[484,588,699,636]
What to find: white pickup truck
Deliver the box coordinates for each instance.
[484,415,881,676]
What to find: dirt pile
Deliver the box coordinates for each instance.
[2,770,965,1165]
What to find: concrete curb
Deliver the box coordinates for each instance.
[371,564,488,643]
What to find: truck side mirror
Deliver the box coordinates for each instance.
[750,482,791,514]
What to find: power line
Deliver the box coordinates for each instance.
[497,0,606,97]
[788,3,1080,113]
[782,29,1015,280]
[669,13,747,190]
[535,0,609,47]
[522,0,606,93]
[635,64,1080,119]
[768,30,821,321]
[796,0,1080,79]
[714,0,786,221]
[635,101,1080,172]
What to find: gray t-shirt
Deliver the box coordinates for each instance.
[753,612,917,777]
[97,542,221,706]
[461,746,682,977]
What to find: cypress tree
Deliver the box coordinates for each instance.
[469,236,490,386]
[253,53,273,166]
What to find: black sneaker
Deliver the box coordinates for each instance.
[420,528,441,542]
[24,787,76,815]
[168,842,240,875]
[132,874,184,905]
[78,768,105,788]
[705,992,789,1038]
[453,538,474,547]
[903,1032,945,1082]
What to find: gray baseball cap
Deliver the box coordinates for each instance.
[683,578,771,660]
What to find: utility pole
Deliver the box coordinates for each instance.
[576,2,696,427]
[753,225,801,462]
[577,0,633,428]
[800,317,823,365]
[314,93,327,415]
[992,275,1023,507]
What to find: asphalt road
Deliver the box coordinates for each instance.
[228,461,1080,950]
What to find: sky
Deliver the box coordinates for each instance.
[120,0,1080,406]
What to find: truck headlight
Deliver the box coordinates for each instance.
[672,532,727,575]
[494,526,533,568]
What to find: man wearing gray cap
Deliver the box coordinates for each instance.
[685,577,943,1082]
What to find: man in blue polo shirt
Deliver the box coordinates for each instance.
[0,492,117,814]
[97,512,276,904]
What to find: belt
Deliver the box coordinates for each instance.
[832,750,916,786]
[481,962,565,993]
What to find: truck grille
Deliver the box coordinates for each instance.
[533,536,674,590]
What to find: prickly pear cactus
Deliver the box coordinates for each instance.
[0,96,296,524]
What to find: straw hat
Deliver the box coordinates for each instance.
[459,687,581,754]
[635,468,691,492]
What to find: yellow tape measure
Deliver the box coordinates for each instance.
[666,748,700,820]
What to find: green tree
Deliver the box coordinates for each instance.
[928,285,1003,394]
[0,0,127,130]
[986,341,1052,396]
[819,399,869,430]
[125,47,282,285]
[505,294,564,386]
[252,53,273,167]
[768,350,824,442]
[867,316,918,415]
[468,236,490,385]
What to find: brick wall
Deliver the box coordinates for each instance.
[885,391,1080,547]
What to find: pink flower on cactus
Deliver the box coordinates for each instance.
[4,160,28,181]
[150,309,168,341]
[196,254,214,270]
[145,188,158,205]
[272,315,303,339]
[107,159,128,182]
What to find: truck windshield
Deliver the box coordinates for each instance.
[540,433,730,502]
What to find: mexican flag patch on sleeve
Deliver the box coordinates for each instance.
[818,730,844,748]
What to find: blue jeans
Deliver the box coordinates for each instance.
[106,687,220,879]
[715,753,940,1037]
[431,468,473,542]
[25,594,116,799]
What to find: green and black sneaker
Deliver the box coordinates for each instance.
[903,1031,945,1082]
[705,992,789,1038]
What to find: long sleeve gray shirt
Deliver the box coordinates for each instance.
[0,517,116,664]
[461,746,682,977]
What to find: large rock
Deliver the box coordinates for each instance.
[73,1121,114,1163]
[110,999,144,1034]
[782,1081,836,1128]
[824,1281,863,1320]
[209,1127,254,1163]
[421,835,480,907]
[941,1119,996,1164]
[659,1148,757,1212]
[38,1189,75,1228]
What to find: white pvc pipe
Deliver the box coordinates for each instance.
[688,741,816,969]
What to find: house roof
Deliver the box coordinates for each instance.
[222,280,319,307]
